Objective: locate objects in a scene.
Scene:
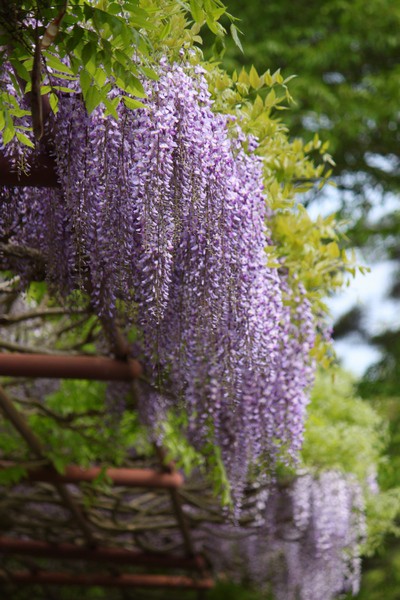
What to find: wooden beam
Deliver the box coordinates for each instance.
[0,536,205,570]
[1,571,214,589]
[0,353,142,380]
[0,462,184,489]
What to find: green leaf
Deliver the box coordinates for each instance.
[158,19,172,41]
[80,69,92,95]
[210,6,227,20]
[92,7,118,37]
[52,85,80,93]
[93,68,107,88]
[123,96,146,110]
[116,72,145,97]
[84,85,102,114]
[106,2,122,16]
[65,26,86,54]
[140,66,158,81]
[206,16,225,35]
[2,123,15,145]
[230,24,243,53]
[52,454,68,474]
[49,92,59,114]
[190,0,205,23]
[26,281,47,303]
[83,2,95,21]
[81,41,97,67]
[265,88,276,107]
[15,131,34,148]
[249,65,261,89]
[0,465,27,485]
[103,96,120,119]
[9,58,30,83]
[43,53,75,75]
[9,107,30,119]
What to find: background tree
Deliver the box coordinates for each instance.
[221,0,400,203]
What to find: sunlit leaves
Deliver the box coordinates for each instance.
[205,62,355,365]
[122,96,146,109]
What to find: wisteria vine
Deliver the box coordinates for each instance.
[200,471,366,600]
[0,59,316,485]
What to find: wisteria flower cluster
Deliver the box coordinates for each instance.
[200,470,366,600]
[0,60,315,484]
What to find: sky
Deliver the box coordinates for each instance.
[307,185,400,377]
[327,259,399,376]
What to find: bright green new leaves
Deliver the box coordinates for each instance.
[0,379,134,481]
[205,62,356,363]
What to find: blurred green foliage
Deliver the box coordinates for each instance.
[302,369,385,481]
[302,369,400,557]
[220,0,400,204]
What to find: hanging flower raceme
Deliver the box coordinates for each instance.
[199,471,366,600]
[0,60,316,484]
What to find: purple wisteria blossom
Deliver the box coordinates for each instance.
[200,471,366,600]
[0,60,316,486]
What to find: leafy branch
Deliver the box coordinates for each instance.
[0,0,239,144]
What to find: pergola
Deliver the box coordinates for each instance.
[0,350,216,596]
[0,142,217,597]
